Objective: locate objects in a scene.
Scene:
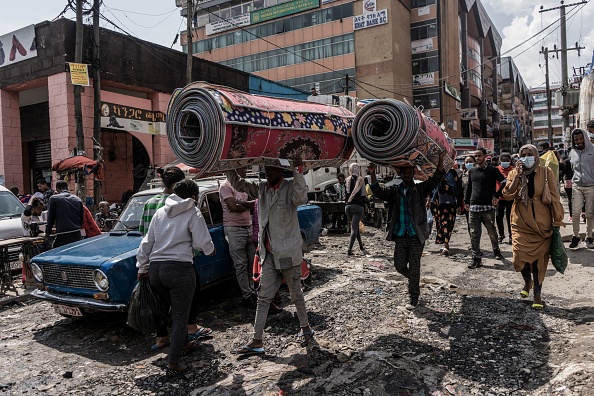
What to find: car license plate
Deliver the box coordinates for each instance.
[375,203,385,209]
[9,261,21,271]
[53,304,83,317]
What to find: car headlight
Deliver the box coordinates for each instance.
[31,263,43,282]
[93,270,109,291]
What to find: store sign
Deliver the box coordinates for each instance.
[67,62,90,86]
[363,0,376,14]
[413,73,435,86]
[418,6,431,16]
[100,102,166,135]
[0,25,37,68]
[206,14,250,35]
[444,82,462,101]
[453,138,475,147]
[251,0,320,24]
[411,38,433,53]
[460,108,478,120]
[353,9,388,30]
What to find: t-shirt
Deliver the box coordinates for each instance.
[219,180,251,227]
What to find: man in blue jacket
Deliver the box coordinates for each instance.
[368,151,445,310]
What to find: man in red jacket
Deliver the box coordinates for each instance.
[496,152,514,244]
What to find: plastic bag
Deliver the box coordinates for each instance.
[550,227,568,274]
[427,208,434,234]
[540,150,559,184]
[127,278,168,334]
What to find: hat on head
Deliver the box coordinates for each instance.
[587,120,594,128]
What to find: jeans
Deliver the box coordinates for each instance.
[149,261,196,365]
[571,185,594,238]
[469,210,500,259]
[496,200,513,239]
[345,203,364,251]
[53,231,82,248]
[253,252,309,340]
[225,226,257,299]
[393,236,424,299]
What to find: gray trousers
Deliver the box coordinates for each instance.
[225,226,257,299]
[469,209,500,259]
[149,261,196,365]
[253,252,309,340]
[345,203,364,251]
[393,236,424,299]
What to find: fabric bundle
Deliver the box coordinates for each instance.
[578,73,594,129]
[352,99,456,180]
[166,82,355,177]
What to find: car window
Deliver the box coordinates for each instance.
[112,195,152,230]
[0,192,24,218]
[199,192,223,227]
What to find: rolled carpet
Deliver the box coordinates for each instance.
[166,82,355,177]
[352,99,456,180]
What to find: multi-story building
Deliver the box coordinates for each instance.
[530,84,563,141]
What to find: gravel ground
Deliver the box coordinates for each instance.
[0,215,593,396]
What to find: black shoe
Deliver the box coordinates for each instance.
[493,249,503,260]
[468,259,482,269]
[242,293,258,309]
[405,298,418,310]
[569,236,580,249]
[347,250,353,256]
[498,236,504,243]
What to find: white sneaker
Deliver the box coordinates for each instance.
[585,238,594,249]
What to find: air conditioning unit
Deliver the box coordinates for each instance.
[175,0,187,7]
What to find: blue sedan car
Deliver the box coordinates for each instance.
[30,179,322,316]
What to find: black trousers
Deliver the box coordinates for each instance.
[496,200,513,238]
[393,235,424,299]
[53,232,82,248]
[521,260,542,295]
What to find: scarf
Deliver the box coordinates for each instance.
[518,144,540,206]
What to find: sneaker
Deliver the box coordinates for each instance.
[468,258,482,269]
[405,298,418,310]
[569,236,580,249]
[498,236,505,243]
[585,237,594,249]
[582,213,587,223]
[493,249,503,260]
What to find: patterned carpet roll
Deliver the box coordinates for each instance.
[166,83,355,177]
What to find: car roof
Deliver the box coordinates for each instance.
[131,177,232,198]
[0,186,11,193]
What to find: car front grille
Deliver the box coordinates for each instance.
[42,264,96,290]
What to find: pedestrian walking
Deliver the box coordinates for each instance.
[464,148,506,268]
[561,155,574,220]
[502,144,564,310]
[344,163,368,255]
[35,178,55,205]
[368,151,446,310]
[226,156,314,355]
[430,167,460,256]
[496,152,515,244]
[332,173,347,230]
[136,179,215,377]
[45,180,83,248]
[567,128,594,249]
[219,167,258,308]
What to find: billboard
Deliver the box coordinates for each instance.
[0,25,37,68]
[206,14,250,36]
[250,0,320,24]
[353,9,388,30]
[413,73,435,86]
[460,108,478,120]
[100,102,166,135]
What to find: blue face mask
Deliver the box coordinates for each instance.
[500,161,511,168]
[521,156,535,168]
[465,163,474,170]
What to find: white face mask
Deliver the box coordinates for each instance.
[521,156,535,168]
[500,161,511,168]
[465,163,474,170]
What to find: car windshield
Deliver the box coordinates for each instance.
[0,192,24,218]
[111,194,153,231]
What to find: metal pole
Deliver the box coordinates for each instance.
[560,3,569,142]
[344,74,349,96]
[544,47,553,144]
[74,0,85,198]
[186,0,193,85]
[93,0,102,208]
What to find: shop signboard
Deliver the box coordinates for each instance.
[460,108,478,120]
[68,63,90,86]
[353,9,388,30]
[0,25,37,68]
[444,82,462,101]
[100,102,166,135]
[250,0,320,24]
[413,72,435,86]
[411,38,433,54]
[206,14,250,35]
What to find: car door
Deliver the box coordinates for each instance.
[194,190,234,288]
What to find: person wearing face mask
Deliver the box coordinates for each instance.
[502,144,564,310]
[568,128,594,249]
[496,153,515,244]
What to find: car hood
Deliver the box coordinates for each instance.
[32,232,142,267]
[0,217,24,240]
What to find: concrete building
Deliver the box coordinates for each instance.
[530,84,563,142]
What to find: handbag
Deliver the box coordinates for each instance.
[438,193,456,206]
[550,227,568,274]
[542,167,552,205]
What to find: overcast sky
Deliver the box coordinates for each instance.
[1,0,593,89]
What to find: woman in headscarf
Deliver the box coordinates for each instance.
[344,163,368,255]
[502,144,564,310]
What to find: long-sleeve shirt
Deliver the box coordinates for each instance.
[45,191,83,235]
[464,165,506,210]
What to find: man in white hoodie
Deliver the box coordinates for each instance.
[568,128,594,249]
[136,179,215,377]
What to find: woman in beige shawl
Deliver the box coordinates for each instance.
[502,144,564,309]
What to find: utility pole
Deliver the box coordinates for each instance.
[186,0,193,85]
[93,0,102,207]
[540,1,586,143]
[540,46,554,144]
[344,74,349,96]
[74,0,85,198]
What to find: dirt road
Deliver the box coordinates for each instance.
[0,215,593,395]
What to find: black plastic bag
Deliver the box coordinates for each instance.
[127,279,168,334]
[550,227,568,274]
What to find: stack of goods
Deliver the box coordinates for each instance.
[352,99,456,180]
[166,83,355,177]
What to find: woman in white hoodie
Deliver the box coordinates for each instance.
[136,179,215,377]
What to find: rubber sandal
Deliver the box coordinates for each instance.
[187,327,213,341]
[532,303,544,310]
[166,365,190,378]
[150,341,170,351]
[295,329,315,346]
[520,281,533,299]
[232,345,265,356]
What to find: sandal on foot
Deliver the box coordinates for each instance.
[232,345,265,356]
[520,281,533,299]
[532,303,544,310]
[181,339,198,356]
[296,329,315,346]
[166,365,190,378]
[150,341,170,351]
[188,327,213,341]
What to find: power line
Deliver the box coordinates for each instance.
[108,7,178,17]
[114,8,178,29]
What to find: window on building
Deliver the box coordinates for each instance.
[412,56,439,74]
[411,0,437,8]
[413,93,440,109]
[411,23,437,41]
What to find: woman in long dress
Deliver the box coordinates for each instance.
[502,144,564,310]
